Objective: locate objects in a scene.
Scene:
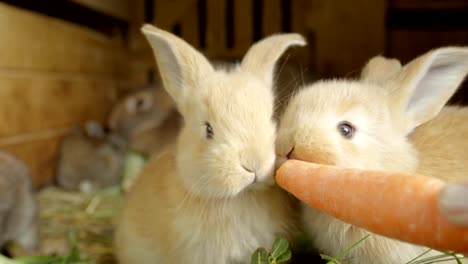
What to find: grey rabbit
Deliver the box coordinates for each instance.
[0,151,39,253]
[56,121,126,192]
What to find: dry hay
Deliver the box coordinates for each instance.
[36,186,123,264]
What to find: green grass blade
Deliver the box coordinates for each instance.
[406,249,433,264]
[410,252,463,264]
[324,234,371,264]
[13,256,63,264]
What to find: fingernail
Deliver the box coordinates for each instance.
[438,183,468,227]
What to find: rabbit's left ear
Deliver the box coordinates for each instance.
[141,24,214,114]
[241,33,306,88]
[388,47,468,133]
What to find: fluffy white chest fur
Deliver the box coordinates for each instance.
[115,152,297,264]
[171,193,289,264]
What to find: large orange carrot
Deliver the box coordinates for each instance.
[276,159,468,253]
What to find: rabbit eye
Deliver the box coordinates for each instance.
[337,121,355,139]
[205,122,214,139]
[136,99,144,109]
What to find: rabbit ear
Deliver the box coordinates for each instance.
[241,33,306,88]
[361,55,402,84]
[141,24,214,112]
[389,47,468,133]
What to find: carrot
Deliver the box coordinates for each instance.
[276,159,468,253]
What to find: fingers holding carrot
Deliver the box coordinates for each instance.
[438,182,468,228]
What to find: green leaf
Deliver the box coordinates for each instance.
[251,248,269,264]
[275,249,291,263]
[271,237,289,259]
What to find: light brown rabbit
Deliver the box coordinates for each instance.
[276,47,468,263]
[0,151,38,253]
[56,121,126,192]
[107,85,181,158]
[114,25,306,264]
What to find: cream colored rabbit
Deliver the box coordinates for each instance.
[276,47,468,264]
[114,25,306,264]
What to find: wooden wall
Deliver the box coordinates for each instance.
[0,2,129,187]
[1,0,466,187]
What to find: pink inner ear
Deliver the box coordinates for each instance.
[404,54,467,129]
[406,65,448,112]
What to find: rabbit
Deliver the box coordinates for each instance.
[0,151,39,253]
[107,85,181,158]
[114,24,306,264]
[56,120,127,192]
[361,54,468,184]
[360,54,402,85]
[275,47,468,264]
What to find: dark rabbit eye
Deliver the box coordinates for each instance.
[338,121,355,139]
[205,122,214,139]
[136,99,144,109]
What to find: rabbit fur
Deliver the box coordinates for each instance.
[107,85,181,158]
[0,151,39,252]
[56,121,126,192]
[114,25,306,264]
[276,47,468,263]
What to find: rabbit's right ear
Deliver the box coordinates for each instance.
[360,55,402,84]
[241,33,306,88]
[388,47,468,133]
[141,24,214,113]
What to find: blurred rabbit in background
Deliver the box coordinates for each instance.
[56,121,126,192]
[0,151,39,254]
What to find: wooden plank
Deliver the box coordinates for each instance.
[234,0,254,54]
[128,0,147,51]
[388,30,468,64]
[390,0,468,9]
[304,0,387,77]
[262,0,282,36]
[154,0,198,30]
[69,0,130,20]
[0,73,118,138]
[290,0,311,66]
[388,30,468,105]
[180,2,200,48]
[2,137,63,188]
[206,0,227,56]
[0,2,126,75]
